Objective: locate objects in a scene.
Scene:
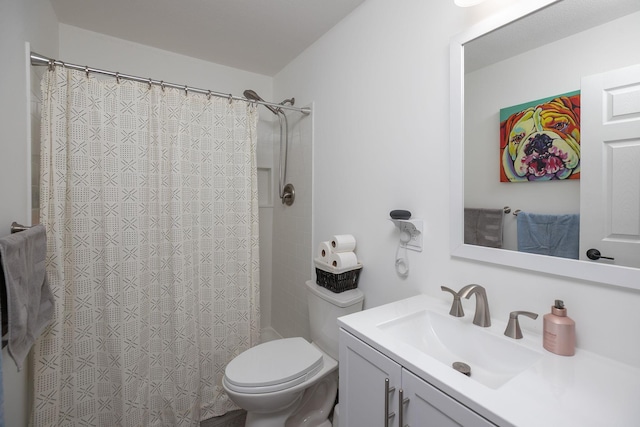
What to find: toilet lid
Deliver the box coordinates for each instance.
[224,337,324,393]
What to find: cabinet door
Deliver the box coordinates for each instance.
[339,329,402,427]
[402,369,495,427]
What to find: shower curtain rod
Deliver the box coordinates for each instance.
[30,52,311,115]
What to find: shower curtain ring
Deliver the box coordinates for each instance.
[48,60,54,71]
[148,78,152,90]
[207,90,212,100]
[85,66,90,78]
[228,94,233,104]
[184,85,189,96]
[115,72,121,84]
[160,81,165,92]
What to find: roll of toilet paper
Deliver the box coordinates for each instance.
[317,241,333,263]
[330,234,356,252]
[329,252,358,269]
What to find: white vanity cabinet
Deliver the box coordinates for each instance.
[339,329,495,427]
[338,294,640,426]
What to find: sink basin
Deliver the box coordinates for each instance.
[377,310,542,389]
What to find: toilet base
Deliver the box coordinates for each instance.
[285,370,337,427]
[244,396,301,427]
[241,370,337,427]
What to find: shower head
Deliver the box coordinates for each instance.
[243,89,281,115]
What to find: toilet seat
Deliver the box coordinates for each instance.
[224,337,324,394]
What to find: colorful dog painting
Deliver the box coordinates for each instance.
[500,91,580,182]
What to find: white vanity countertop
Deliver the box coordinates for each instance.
[337,294,640,427]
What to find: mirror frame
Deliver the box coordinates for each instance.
[449,0,640,291]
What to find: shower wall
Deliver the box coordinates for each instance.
[30,65,45,225]
[256,118,276,330]
[271,110,314,340]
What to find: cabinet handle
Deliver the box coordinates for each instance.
[385,378,396,426]
[399,388,410,427]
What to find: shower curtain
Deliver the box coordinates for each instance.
[32,67,260,426]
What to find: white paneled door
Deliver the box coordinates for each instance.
[580,64,640,267]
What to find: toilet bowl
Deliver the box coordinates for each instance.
[223,280,364,427]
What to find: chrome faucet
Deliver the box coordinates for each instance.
[504,311,538,339]
[458,284,491,327]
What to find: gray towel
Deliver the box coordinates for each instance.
[464,208,504,248]
[0,225,54,370]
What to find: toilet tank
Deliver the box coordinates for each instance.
[305,280,364,360]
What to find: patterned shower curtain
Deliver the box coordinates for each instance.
[32,67,260,426]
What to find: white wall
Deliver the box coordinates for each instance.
[58,24,273,101]
[274,0,640,369]
[0,0,59,425]
[465,11,640,250]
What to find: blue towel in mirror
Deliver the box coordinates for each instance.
[516,212,579,259]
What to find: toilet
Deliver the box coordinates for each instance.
[223,280,364,427]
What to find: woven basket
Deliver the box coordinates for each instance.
[314,258,362,293]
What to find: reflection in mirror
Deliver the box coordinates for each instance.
[450,0,640,289]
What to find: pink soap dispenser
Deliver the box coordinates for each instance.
[543,300,575,356]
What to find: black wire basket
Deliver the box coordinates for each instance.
[314,258,362,293]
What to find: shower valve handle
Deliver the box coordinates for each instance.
[282,183,295,206]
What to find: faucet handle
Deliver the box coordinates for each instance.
[504,311,538,339]
[441,286,464,317]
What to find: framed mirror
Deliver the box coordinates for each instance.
[450,0,640,290]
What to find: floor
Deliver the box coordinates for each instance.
[200,410,246,427]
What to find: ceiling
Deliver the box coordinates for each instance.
[50,0,367,76]
[465,0,640,73]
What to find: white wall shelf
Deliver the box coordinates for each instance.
[390,218,423,252]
